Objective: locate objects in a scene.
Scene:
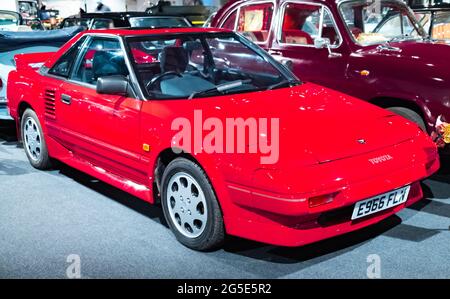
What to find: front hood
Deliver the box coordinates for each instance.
[357,39,450,69]
[193,83,420,166]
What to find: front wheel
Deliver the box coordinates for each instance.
[21,109,52,170]
[161,158,225,251]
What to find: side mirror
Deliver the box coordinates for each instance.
[314,37,342,58]
[97,75,129,96]
[314,37,331,49]
[280,58,293,71]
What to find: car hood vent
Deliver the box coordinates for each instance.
[44,89,56,119]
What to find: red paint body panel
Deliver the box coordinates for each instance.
[212,0,450,131]
[7,29,439,247]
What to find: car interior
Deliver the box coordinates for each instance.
[237,3,274,42]
[281,4,339,46]
[128,35,286,99]
[72,38,129,85]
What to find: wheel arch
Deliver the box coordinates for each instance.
[16,101,35,141]
[151,147,231,220]
[368,96,429,127]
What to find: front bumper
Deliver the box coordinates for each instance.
[223,136,439,247]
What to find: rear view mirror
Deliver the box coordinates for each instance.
[97,75,129,96]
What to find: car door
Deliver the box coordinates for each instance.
[219,1,276,48]
[57,36,147,185]
[43,36,88,141]
[268,1,349,91]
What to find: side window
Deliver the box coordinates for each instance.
[71,37,129,85]
[222,10,237,30]
[322,9,341,46]
[48,37,86,78]
[237,2,274,42]
[377,13,419,38]
[280,3,341,46]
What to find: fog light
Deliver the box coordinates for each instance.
[309,192,337,208]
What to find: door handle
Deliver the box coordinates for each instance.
[268,50,282,56]
[61,94,72,105]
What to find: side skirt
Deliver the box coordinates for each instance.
[46,135,154,203]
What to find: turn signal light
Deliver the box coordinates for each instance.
[308,192,337,208]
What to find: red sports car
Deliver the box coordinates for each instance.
[7,28,439,250]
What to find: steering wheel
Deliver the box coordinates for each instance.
[146,71,182,91]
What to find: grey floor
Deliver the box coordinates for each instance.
[0,124,449,279]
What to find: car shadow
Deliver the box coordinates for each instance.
[221,215,402,263]
[0,120,17,142]
[51,160,168,227]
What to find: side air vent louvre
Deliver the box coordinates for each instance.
[44,89,56,119]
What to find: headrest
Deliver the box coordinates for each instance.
[159,46,188,73]
[183,41,203,52]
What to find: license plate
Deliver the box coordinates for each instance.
[351,185,411,220]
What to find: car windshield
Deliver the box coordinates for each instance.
[339,0,425,46]
[0,11,20,29]
[127,32,299,99]
[129,17,190,28]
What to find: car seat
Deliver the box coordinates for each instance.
[281,11,313,44]
[159,46,189,73]
[158,45,215,96]
[92,50,128,83]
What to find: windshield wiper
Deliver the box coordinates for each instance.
[188,79,251,99]
[266,79,300,90]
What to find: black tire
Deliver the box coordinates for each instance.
[161,157,225,251]
[387,107,426,131]
[20,109,52,170]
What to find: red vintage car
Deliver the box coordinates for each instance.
[211,0,450,134]
[7,28,439,250]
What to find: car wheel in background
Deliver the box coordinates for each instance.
[21,109,52,170]
[387,107,426,131]
[161,157,225,251]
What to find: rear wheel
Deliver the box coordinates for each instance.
[161,158,225,251]
[387,107,426,131]
[21,109,51,170]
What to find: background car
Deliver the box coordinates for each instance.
[146,2,217,27]
[0,10,42,31]
[0,26,83,120]
[6,28,439,250]
[212,0,450,136]
[60,12,191,29]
